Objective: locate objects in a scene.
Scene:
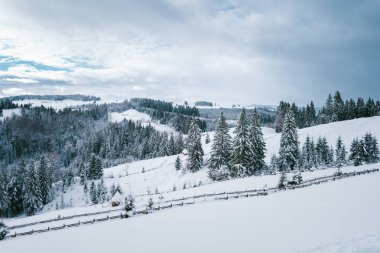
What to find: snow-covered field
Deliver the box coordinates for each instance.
[0,108,22,121]
[2,172,380,253]
[108,109,176,134]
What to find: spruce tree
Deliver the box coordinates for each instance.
[278,171,287,190]
[248,109,266,174]
[208,112,232,181]
[301,135,313,170]
[90,181,98,204]
[176,133,185,154]
[279,110,299,171]
[97,179,107,203]
[350,138,364,166]
[0,221,8,240]
[231,108,252,177]
[363,133,379,163]
[186,117,204,172]
[335,136,346,168]
[95,156,103,179]
[23,162,43,216]
[175,155,182,171]
[38,156,50,205]
[205,133,211,144]
[0,170,9,217]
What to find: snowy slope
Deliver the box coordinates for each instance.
[2,172,380,253]
[4,116,380,236]
[108,109,176,134]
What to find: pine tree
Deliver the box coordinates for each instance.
[125,195,135,213]
[176,133,185,154]
[95,157,103,179]
[97,179,107,203]
[38,156,50,205]
[350,138,364,166]
[0,170,9,217]
[88,154,97,180]
[7,161,26,216]
[278,171,287,190]
[335,136,346,168]
[279,110,299,171]
[0,221,8,240]
[231,108,252,177]
[23,162,43,216]
[186,117,204,172]
[248,109,266,174]
[363,133,380,163]
[90,181,98,204]
[325,93,334,122]
[78,163,86,185]
[205,133,210,144]
[208,112,232,181]
[175,155,182,171]
[168,134,176,155]
[333,91,345,121]
[301,136,313,169]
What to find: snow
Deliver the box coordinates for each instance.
[2,172,380,253]
[108,109,176,134]
[0,108,22,121]
[2,116,380,251]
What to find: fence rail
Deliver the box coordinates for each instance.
[4,168,378,240]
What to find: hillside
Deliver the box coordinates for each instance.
[3,116,380,230]
[2,171,380,253]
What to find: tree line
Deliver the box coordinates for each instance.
[275,91,380,132]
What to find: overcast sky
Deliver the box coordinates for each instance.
[0,0,379,106]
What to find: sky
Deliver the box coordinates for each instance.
[0,0,379,106]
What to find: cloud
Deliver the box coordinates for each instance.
[0,0,379,105]
[2,87,33,96]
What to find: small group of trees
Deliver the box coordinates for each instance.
[350,133,380,166]
[0,156,52,217]
[207,109,266,181]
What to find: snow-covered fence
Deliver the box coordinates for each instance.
[4,168,378,240]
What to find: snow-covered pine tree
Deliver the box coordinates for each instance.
[363,133,380,163]
[208,112,232,181]
[231,108,252,177]
[176,133,185,154]
[97,179,107,203]
[95,156,103,179]
[186,117,204,172]
[350,138,364,166]
[335,136,346,168]
[78,163,86,185]
[125,195,135,214]
[0,170,9,217]
[278,171,287,190]
[88,154,97,180]
[175,155,182,170]
[328,146,335,166]
[279,110,299,171]
[168,134,176,155]
[0,221,8,240]
[7,161,26,216]
[23,162,43,216]
[301,135,313,170]
[90,181,98,204]
[248,109,266,174]
[38,156,50,205]
[205,133,210,144]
